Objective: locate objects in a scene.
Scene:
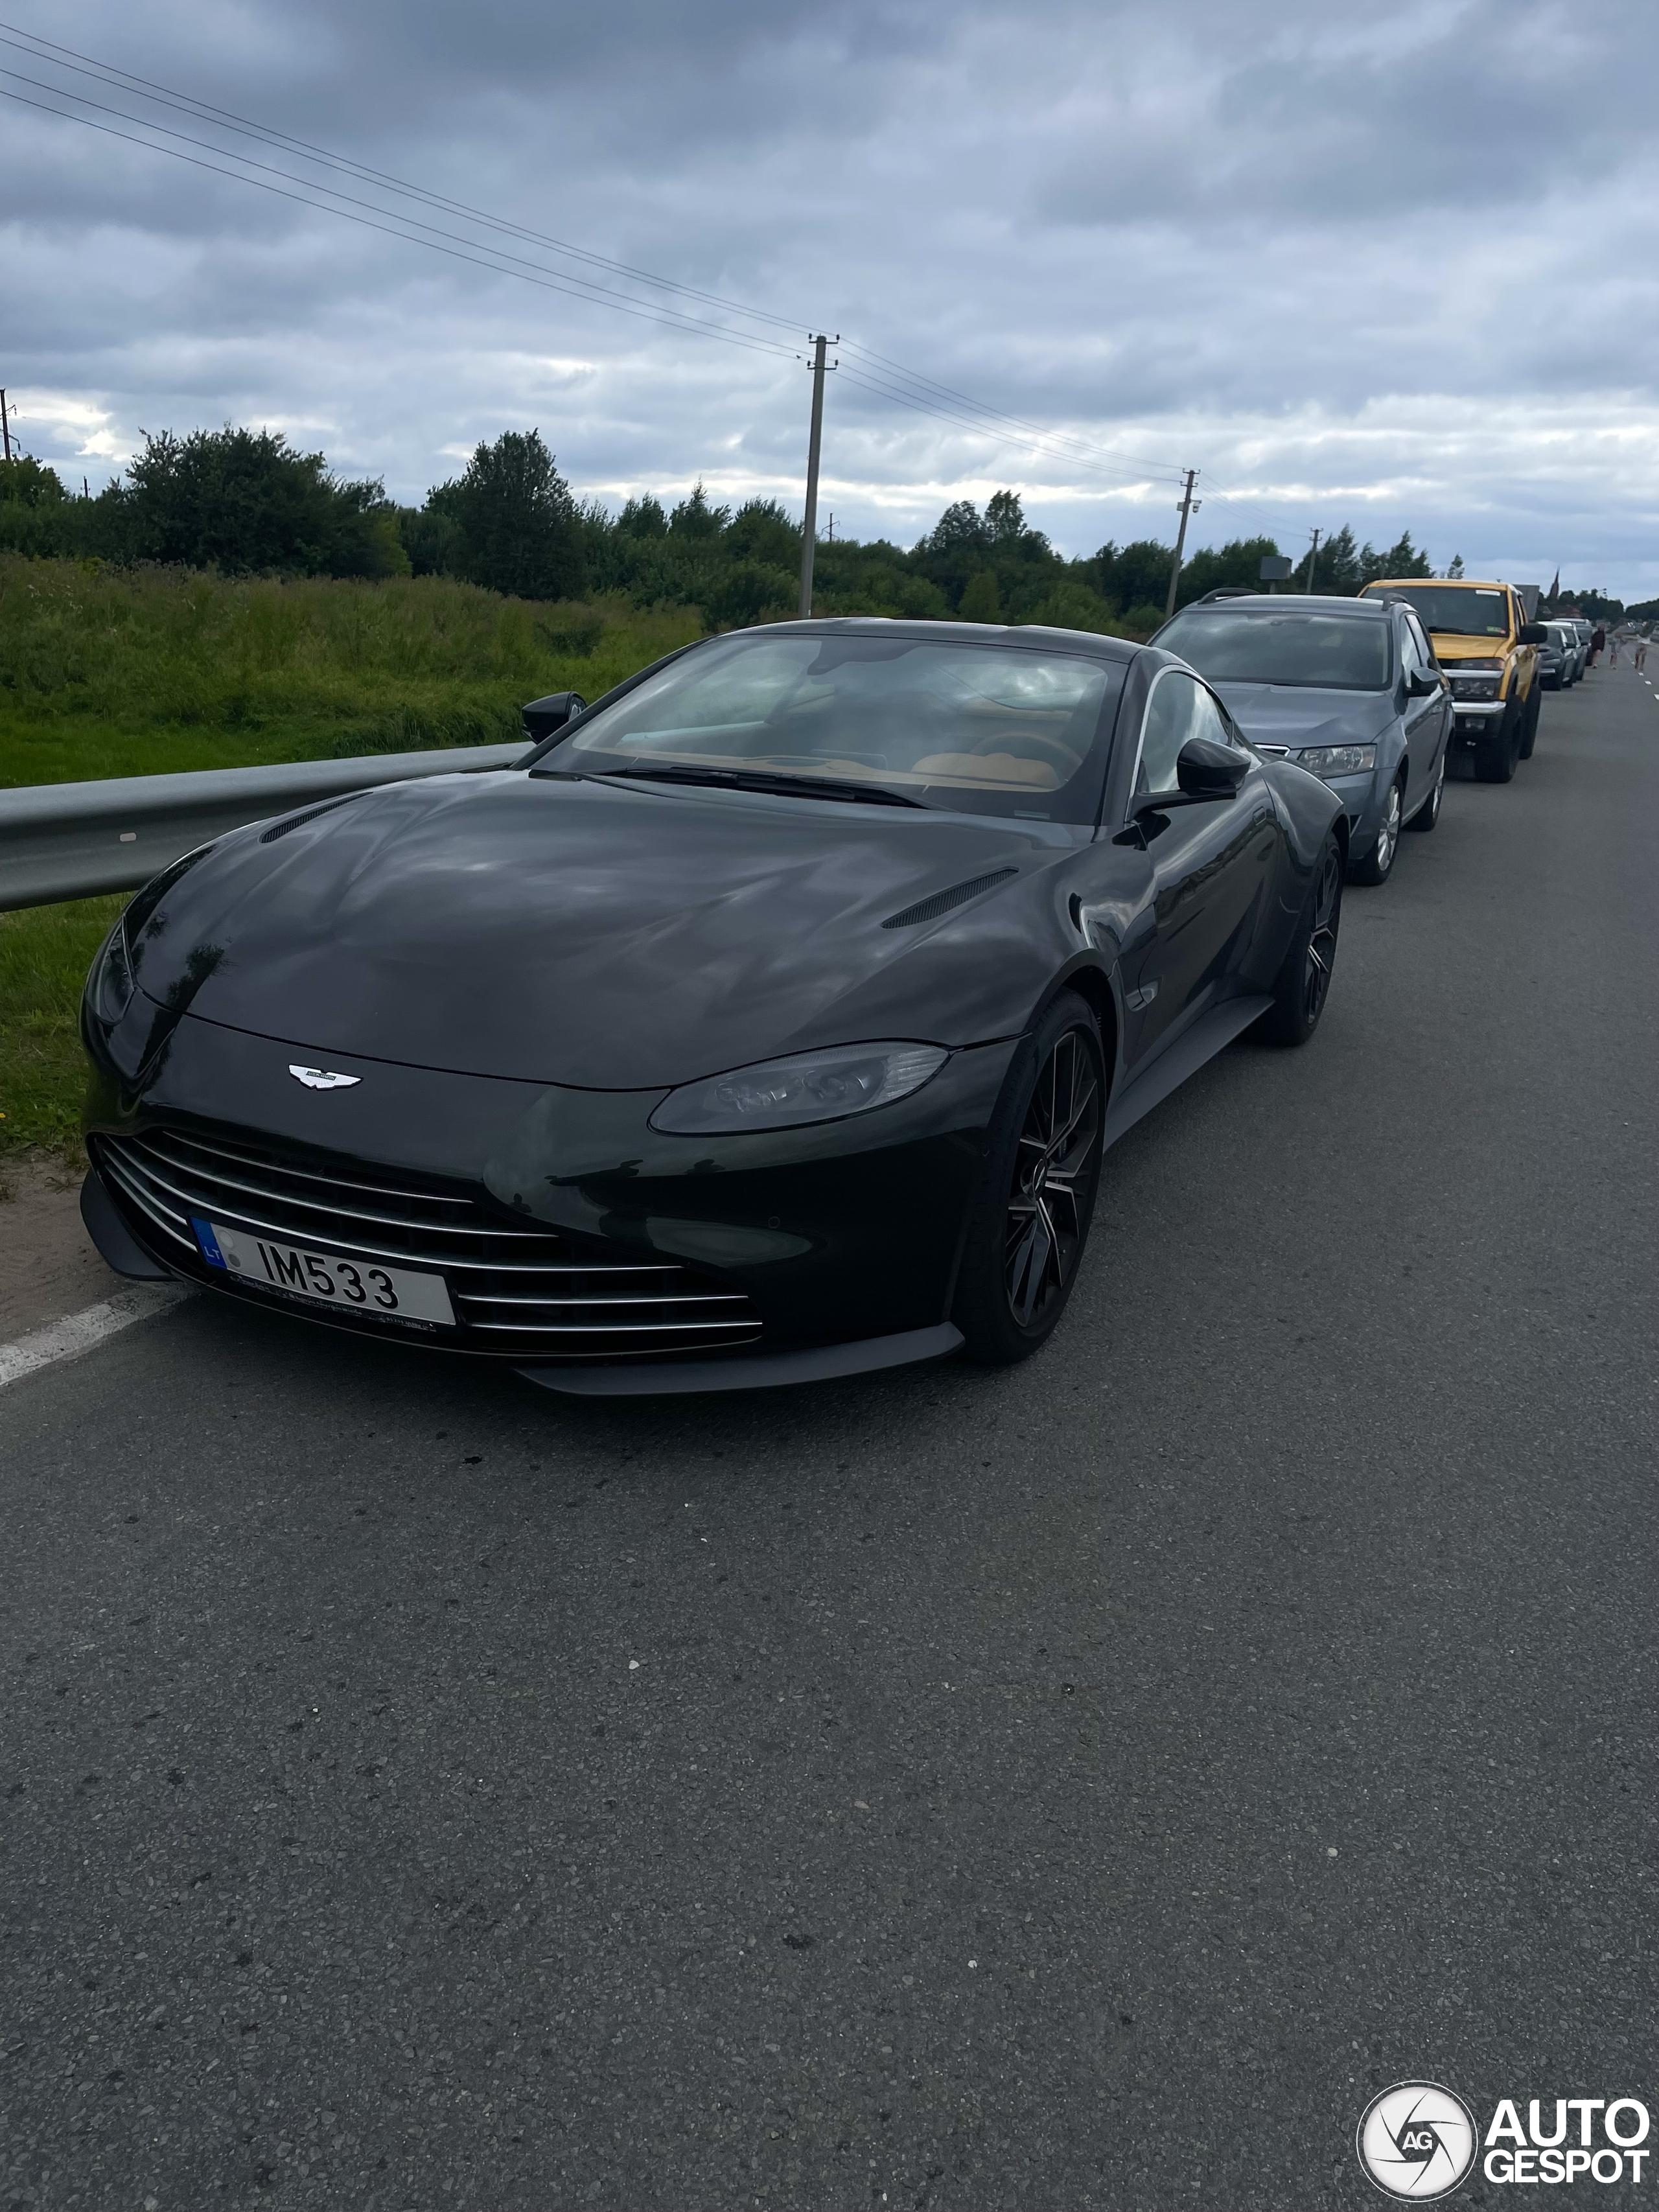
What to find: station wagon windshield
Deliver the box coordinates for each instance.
[540,633,1120,822]
[1363,585,1511,638]
[1156,610,1391,690]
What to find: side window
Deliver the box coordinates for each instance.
[1404,613,1435,669]
[1133,671,1231,797]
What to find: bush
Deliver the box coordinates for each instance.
[705,560,795,632]
[434,430,586,601]
[959,570,1002,622]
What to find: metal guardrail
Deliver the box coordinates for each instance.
[0,742,528,913]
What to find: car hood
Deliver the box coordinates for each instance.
[125,769,1072,1086]
[1212,684,1397,751]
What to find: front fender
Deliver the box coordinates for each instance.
[1262,760,1347,906]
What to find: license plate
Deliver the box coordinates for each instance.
[190,1217,456,1326]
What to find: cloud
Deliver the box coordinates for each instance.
[3,0,1656,595]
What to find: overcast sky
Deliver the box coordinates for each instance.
[4,0,1656,595]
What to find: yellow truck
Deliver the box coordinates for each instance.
[1358,578,1546,783]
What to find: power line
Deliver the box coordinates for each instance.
[841,340,1185,479]
[835,364,1178,490]
[0,21,805,342]
[0,21,1200,498]
[0,86,806,363]
[0,65,817,357]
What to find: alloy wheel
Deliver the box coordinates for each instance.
[1375,780,1402,876]
[1303,844,1342,1026]
[1004,1027,1101,1330]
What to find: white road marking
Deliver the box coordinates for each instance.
[0,1285,192,1390]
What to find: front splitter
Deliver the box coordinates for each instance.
[516,1323,964,1397]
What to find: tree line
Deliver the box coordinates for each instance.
[2,421,1595,626]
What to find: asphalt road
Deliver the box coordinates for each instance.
[3,668,1655,2211]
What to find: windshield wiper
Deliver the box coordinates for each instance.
[594,763,926,808]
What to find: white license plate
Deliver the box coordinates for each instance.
[190,1216,456,1326]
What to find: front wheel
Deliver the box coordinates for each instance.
[1404,749,1444,832]
[1349,774,1403,885]
[1259,829,1343,1047]
[1475,698,1520,783]
[1517,685,1541,760]
[953,992,1105,1366]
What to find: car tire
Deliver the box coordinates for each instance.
[1475,698,1519,783]
[952,990,1106,1366]
[1405,749,1444,832]
[1518,686,1541,760]
[1259,828,1343,1047]
[1349,774,1403,885]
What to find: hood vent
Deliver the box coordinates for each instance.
[259,793,369,844]
[881,868,1015,931]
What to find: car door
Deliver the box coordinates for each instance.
[1117,668,1280,1071]
[1400,610,1448,809]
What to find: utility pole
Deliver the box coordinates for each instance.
[1164,469,1200,620]
[798,334,837,620]
[0,390,13,463]
[1305,528,1321,594]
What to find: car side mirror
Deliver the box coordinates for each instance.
[1176,734,1249,800]
[1518,622,1548,646]
[1408,667,1441,696]
[521,690,588,743]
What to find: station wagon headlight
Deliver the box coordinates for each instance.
[1296,744,1376,779]
[650,1041,949,1134]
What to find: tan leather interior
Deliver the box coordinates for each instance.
[911,752,1061,788]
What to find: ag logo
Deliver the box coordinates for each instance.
[1356,2081,1479,2201]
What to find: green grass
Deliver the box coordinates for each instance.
[0,896,124,1165]
[0,557,701,787]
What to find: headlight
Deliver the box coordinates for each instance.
[649,1041,949,1134]
[1450,675,1502,700]
[87,920,136,1027]
[1296,744,1376,779]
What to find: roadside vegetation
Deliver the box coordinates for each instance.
[0,559,699,787]
[0,895,124,1167]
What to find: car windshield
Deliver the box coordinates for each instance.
[1365,585,1511,638]
[540,632,1122,821]
[1155,609,1391,690]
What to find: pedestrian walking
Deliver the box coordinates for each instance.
[1590,623,1605,667]
[1610,632,1621,666]
[1636,636,1649,673]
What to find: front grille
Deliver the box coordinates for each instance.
[93,1125,762,1364]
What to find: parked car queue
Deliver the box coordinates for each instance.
[1151,576,1563,887]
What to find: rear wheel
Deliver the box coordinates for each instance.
[1260,830,1343,1046]
[1349,774,1403,885]
[953,992,1105,1366]
[1404,749,1444,832]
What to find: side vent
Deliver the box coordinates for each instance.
[881,868,1016,930]
[259,795,366,844]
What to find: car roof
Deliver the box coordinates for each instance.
[1363,576,1509,592]
[754,616,1141,665]
[1171,592,1392,619]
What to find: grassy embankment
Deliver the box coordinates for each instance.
[0,558,698,1166]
